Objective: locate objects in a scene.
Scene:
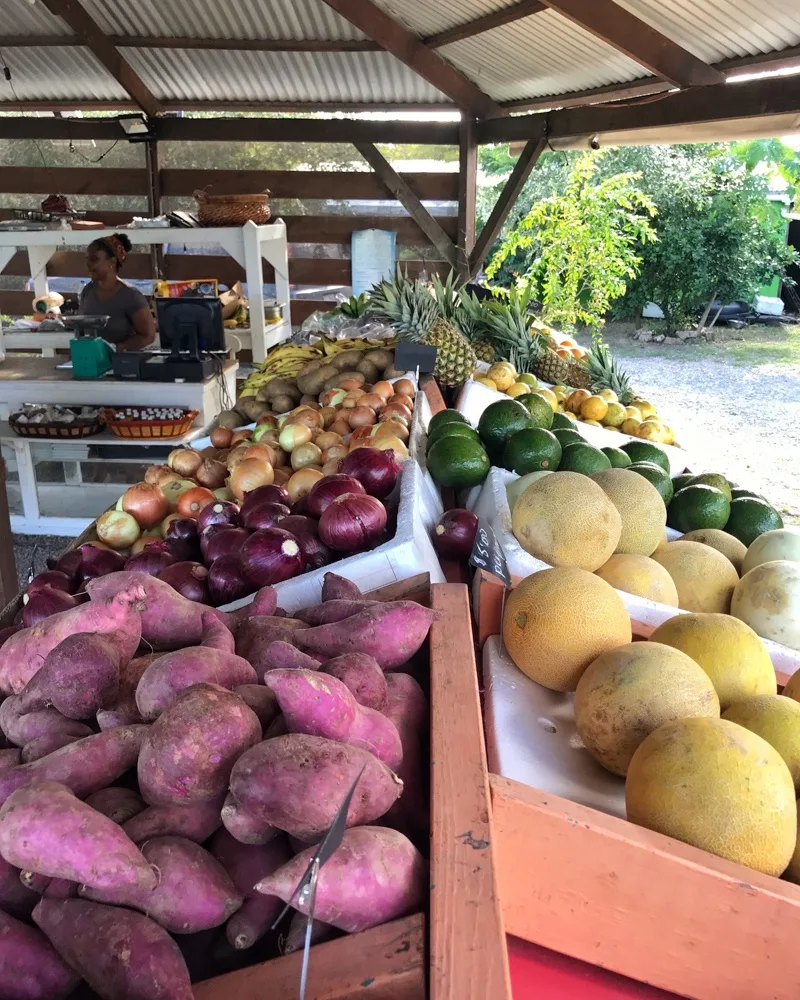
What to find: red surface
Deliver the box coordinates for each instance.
[508,936,683,1000]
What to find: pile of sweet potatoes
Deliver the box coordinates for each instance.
[0,570,433,997]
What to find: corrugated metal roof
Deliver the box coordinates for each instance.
[79,0,368,41]
[0,47,127,103]
[371,0,507,39]
[615,0,800,64]
[122,47,450,103]
[440,9,648,102]
[0,0,73,36]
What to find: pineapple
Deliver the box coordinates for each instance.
[456,290,496,363]
[583,342,634,403]
[369,269,477,388]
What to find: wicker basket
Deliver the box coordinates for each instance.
[193,190,271,227]
[100,408,198,439]
[9,410,104,439]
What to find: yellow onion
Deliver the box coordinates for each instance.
[195,458,228,490]
[210,426,233,449]
[161,478,199,513]
[229,458,274,500]
[168,448,202,479]
[121,482,169,530]
[279,422,312,452]
[96,509,141,550]
[286,467,324,503]
[144,464,173,486]
[291,442,322,472]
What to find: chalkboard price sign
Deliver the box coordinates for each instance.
[469,519,511,588]
[393,342,438,374]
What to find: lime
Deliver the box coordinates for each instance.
[724,497,783,547]
[517,373,539,389]
[426,421,480,453]
[667,485,731,532]
[558,441,612,475]
[602,446,632,469]
[551,411,574,430]
[622,441,670,474]
[426,434,490,489]
[516,392,554,430]
[671,473,694,494]
[685,473,732,501]
[477,399,534,464]
[731,487,768,504]
[427,409,470,436]
[629,462,673,504]
[503,428,562,475]
[553,427,584,449]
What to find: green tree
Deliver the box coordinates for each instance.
[486,152,656,334]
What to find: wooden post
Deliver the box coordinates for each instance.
[0,459,18,608]
[456,119,477,282]
[145,139,163,280]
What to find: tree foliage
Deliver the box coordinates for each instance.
[486,152,656,333]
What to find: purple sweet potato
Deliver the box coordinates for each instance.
[295,601,439,669]
[138,684,261,806]
[16,630,126,720]
[256,826,425,933]
[229,734,402,842]
[0,583,144,695]
[283,913,336,954]
[0,781,156,891]
[264,715,288,739]
[234,684,280,732]
[221,792,278,845]
[199,611,235,652]
[261,641,323,675]
[41,878,77,900]
[0,748,21,772]
[96,653,156,731]
[321,572,362,602]
[263,669,402,770]
[211,828,290,949]
[0,854,39,919]
[80,835,243,934]
[321,653,387,710]
[234,616,309,680]
[20,731,86,763]
[0,696,92,748]
[33,897,193,1000]
[0,908,80,1000]
[0,725,148,806]
[19,871,50,893]
[123,795,224,844]
[294,600,377,626]
[85,787,146,825]
[135,647,256,721]
[382,673,429,838]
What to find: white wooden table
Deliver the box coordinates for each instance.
[0,220,291,363]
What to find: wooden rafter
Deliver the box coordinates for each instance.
[469,139,546,277]
[536,0,723,88]
[502,79,674,112]
[354,142,458,268]
[40,0,163,116]
[424,1,545,48]
[456,119,478,280]
[317,0,503,119]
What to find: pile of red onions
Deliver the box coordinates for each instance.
[23,588,80,627]
[157,562,211,604]
[338,449,400,499]
[305,474,365,518]
[240,528,304,586]
[318,493,388,552]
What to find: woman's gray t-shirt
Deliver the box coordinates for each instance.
[79,281,149,344]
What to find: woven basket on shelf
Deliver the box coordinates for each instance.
[193,190,271,227]
[100,408,198,439]
[9,411,104,439]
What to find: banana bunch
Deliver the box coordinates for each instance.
[239,343,321,397]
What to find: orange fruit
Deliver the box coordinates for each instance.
[580,395,609,422]
[566,389,591,414]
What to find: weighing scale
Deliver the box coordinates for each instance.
[64,316,115,379]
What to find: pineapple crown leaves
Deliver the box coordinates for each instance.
[584,340,634,404]
[429,270,462,324]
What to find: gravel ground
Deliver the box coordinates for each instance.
[11,534,73,589]
[616,354,800,523]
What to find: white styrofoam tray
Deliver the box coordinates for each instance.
[470,466,800,677]
[482,635,625,819]
[455,378,690,477]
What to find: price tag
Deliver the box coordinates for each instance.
[393,342,437,374]
[469,519,511,589]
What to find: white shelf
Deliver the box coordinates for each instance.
[0,220,291,364]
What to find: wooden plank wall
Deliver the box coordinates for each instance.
[0,166,457,324]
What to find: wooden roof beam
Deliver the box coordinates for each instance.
[424,1,545,48]
[40,0,164,117]
[537,0,724,88]
[317,0,504,119]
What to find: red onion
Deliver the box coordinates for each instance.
[22,588,78,627]
[25,570,73,598]
[165,517,202,562]
[239,483,291,519]
[278,514,318,537]
[200,523,237,560]
[243,502,291,532]
[338,449,400,499]
[197,500,241,533]
[157,561,211,604]
[432,509,478,560]
[78,543,126,581]
[290,496,309,517]
[240,528,304,587]
[125,547,177,577]
[49,549,83,583]
[294,529,332,570]
[203,526,250,565]
[305,474,366,518]
[318,493,388,553]
[208,554,253,606]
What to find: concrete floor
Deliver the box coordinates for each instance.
[12,534,73,588]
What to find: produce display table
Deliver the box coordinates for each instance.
[0,220,291,363]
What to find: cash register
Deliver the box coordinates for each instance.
[66,316,115,379]
[112,297,227,383]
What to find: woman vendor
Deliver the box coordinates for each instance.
[80,234,156,351]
